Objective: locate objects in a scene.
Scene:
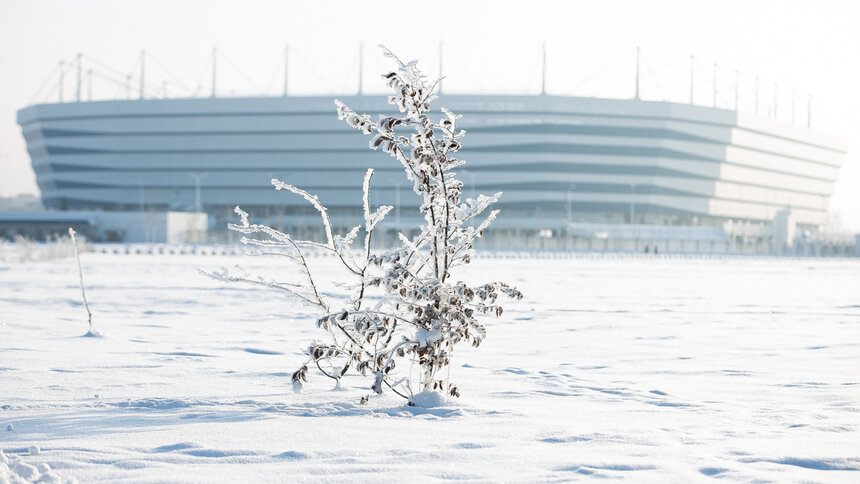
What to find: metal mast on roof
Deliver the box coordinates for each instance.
[358,42,364,95]
[712,63,717,108]
[634,46,640,100]
[689,55,694,104]
[284,44,290,97]
[541,42,547,96]
[754,76,759,114]
[211,47,217,98]
[438,41,443,95]
[791,88,796,123]
[773,82,778,118]
[140,50,145,100]
[734,69,739,111]
[58,60,65,103]
[75,53,82,102]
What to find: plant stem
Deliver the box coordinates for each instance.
[68,228,93,333]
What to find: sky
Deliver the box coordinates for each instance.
[1,0,858,230]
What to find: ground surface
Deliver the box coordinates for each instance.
[1,251,859,482]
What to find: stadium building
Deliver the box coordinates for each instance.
[16,94,848,253]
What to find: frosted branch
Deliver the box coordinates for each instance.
[271,178,334,248]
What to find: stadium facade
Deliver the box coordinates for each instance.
[16,95,848,253]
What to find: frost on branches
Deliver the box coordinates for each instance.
[208,46,522,405]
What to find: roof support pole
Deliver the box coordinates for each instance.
[634,46,640,100]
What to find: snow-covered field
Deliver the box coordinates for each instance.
[1,251,859,482]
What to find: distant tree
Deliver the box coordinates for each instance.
[208,46,521,405]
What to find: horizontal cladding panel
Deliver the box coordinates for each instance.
[731,128,844,166]
[709,198,823,225]
[25,114,347,135]
[23,96,842,150]
[725,146,841,181]
[654,159,721,179]
[39,169,713,193]
[31,145,837,191]
[25,112,736,144]
[465,116,732,143]
[30,132,730,157]
[28,117,839,173]
[42,187,707,211]
[735,112,846,152]
[467,135,727,160]
[34,158,719,191]
[43,185,822,224]
[34,156,831,195]
[495,191,823,224]
[29,151,689,169]
[38,184,776,213]
[480,192,711,214]
[40,170,824,212]
[712,182,827,211]
[35,155,831,195]
[36,151,828,194]
[718,164,833,195]
[21,95,740,125]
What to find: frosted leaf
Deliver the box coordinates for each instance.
[440,107,461,126]
[455,192,502,221]
[379,45,400,64]
[398,233,428,265]
[367,206,393,232]
[334,99,350,120]
[234,206,250,227]
[336,226,361,248]
[475,209,500,237]
[362,169,374,221]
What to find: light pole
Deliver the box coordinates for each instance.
[566,183,576,224]
[630,183,638,252]
[629,183,636,224]
[460,170,476,199]
[381,176,402,236]
[189,173,208,213]
[566,183,576,251]
[394,182,400,228]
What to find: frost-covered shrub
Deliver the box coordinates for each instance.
[209,47,521,404]
[0,233,88,263]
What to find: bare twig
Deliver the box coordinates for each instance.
[68,228,94,334]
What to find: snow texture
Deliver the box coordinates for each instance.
[1,251,859,482]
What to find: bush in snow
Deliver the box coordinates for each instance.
[208,47,521,405]
[0,233,88,263]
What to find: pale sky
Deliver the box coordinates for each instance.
[1,0,858,230]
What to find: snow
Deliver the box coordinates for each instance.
[408,390,453,408]
[1,251,859,482]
